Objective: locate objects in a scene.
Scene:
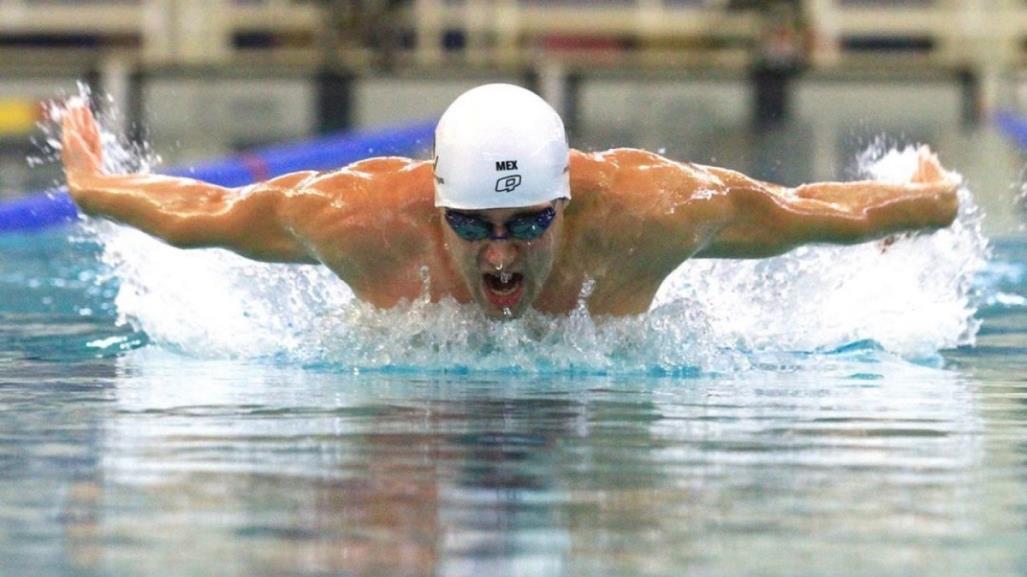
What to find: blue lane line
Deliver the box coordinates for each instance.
[0,191,79,232]
[0,120,436,233]
[995,110,1027,150]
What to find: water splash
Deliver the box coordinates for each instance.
[60,101,989,373]
[34,83,160,180]
[655,146,988,360]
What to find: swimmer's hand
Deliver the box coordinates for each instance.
[876,146,959,252]
[911,145,955,187]
[61,100,105,200]
[56,99,319,264]
[910,147,959,228]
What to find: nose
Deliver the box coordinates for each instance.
[481,239,518,270]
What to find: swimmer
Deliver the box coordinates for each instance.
[61,83,959,319]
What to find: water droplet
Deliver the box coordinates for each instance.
[418,266,432,303]
[578,276,596,300]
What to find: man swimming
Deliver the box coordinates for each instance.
[61,83,958,320]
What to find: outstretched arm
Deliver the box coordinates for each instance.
[694,147,959,258]
[62,102,318,263]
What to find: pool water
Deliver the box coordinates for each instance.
[1,231,1026,577]
[2,126,1027,575]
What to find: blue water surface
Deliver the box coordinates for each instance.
[1,223,1026,576]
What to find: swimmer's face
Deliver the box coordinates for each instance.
[441,201,565,320]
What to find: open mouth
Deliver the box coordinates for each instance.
[482,272,525,309]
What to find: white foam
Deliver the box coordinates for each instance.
[89,222,355,360]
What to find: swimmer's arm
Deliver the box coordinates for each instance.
[62,103,318,263]
[695,148,959,258]
[69,172,320,263]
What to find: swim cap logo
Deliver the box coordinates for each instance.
[495,174,522,193]
[433,155,445,185]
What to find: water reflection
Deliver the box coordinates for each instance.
[43,349,1008,576]
[0,358,115,576]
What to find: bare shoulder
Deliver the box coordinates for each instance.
[568,148,732,219]
[569,147,673,183]
[300,157,430,195]
[558,148,738,308]
[276,157,437,266]
[281,157,434,214]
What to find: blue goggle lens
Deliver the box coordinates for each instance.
[445,207,555,241]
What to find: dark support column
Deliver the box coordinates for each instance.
[317,68,354,134]
[750,0,804,128]
[522,68,540,96]
[83,66,102,111]
[752,64,796,127]
[127,68,147,146]
[958,68,979,129]
[563,70,582,138]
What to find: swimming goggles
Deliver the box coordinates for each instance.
[444,206,556,241]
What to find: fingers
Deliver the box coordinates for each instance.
[61,100,104,176]
[912,145,946,184]
[63,129,102,178]
[66,103,101,154]
[80,107,102,156]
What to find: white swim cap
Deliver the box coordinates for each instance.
[433,83,570,209]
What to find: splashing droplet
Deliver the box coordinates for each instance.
[418,265,432,302]
[578,276,596,301]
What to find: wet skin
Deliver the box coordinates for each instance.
[61,103,960,319]
[440,203,565,319]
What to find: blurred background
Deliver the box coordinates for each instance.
[1,0,1026,233]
